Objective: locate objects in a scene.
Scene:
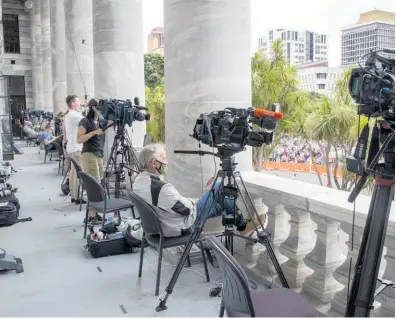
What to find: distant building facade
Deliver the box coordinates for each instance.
[341,10,395,66]
[297,61,345,96]
[148,27,164,56]
[258,28,328,65]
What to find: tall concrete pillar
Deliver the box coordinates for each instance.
[41,0,53,111]
[93,0,145,163]
[50,0,67,115]
[31,0,44,110]
[64,0,94,101]
[164,0,252,197]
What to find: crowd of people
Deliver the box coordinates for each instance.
[270,133,324,165]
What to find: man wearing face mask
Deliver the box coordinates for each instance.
[77,98,113,223]
[133,143,264,238]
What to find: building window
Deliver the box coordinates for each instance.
[318,84,325,90]
[3,14,20,54]
[269,30,273,41]
[287,31,290,40]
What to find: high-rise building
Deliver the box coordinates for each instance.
[297,61,345,96]
[341,10,395,66]
[147,27,164,56]
[258,29,328,65]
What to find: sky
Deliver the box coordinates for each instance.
[142,0,395,67]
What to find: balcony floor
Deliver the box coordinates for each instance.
[0,143,227,317]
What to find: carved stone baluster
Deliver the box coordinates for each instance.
[241,196,267,263]
[255,200,288,284]
[279,206,315,289]
[375,232,395,317]
[331,223,363,315]
[302,214,344,305]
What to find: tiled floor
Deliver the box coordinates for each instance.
[0,143,224,317]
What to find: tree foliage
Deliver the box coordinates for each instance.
[144,53,164,89]
[251,40,303,171]
[145,85,165,142]
[144,53,165,142]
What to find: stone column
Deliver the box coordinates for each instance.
[93,0,145,162]
[164,0,252,197]
[279,206,315,289]
[302,214,344,305]
[64,0,94,101]
[331,223,364,315]
[255,201,288,284]
[375,233,395,316]
[41,0,53,111]
[30,0,44,110]
[50,0,67,115]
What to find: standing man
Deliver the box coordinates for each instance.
[64,95,86,205]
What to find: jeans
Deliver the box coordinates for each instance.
[195,182,245,228]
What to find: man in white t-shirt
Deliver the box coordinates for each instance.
[64,95,86,205]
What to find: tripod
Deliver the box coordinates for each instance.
[156,147,289,312]
[346,121,395,317]
[102,126,140,199]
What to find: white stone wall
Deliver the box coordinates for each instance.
[297,65,345,96]
[1,0,33,109]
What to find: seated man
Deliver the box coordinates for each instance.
[133,143,265,238]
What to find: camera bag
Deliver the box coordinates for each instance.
[86,231,136,259]
[0,202,17,226]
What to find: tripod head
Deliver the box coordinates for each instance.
[174,146,241,172]
[347,120,395,202]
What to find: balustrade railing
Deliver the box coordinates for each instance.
[234,171,395,317]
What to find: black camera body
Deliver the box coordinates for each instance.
[97,97,150,128]
[348,50,395,119]
[192,105,280,151]
[28,109,53,121]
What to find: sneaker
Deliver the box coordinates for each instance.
[75,199,87,205]
[238,214,266,236]
[71,198,76,203]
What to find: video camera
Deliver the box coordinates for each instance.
[192,104,283,152]
[348,49,395,119]
[28,110,53,121]
[96,97,150,128]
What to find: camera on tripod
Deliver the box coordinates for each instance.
[96,97,150,129]
[346,50,395,181]
[345,50,395,317]
[348,49,395,119]
[192,104,283,152]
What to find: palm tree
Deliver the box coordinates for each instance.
[251,40,300,171]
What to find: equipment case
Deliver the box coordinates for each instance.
[86,232,135,259]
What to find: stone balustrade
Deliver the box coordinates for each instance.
[233,171,395,317]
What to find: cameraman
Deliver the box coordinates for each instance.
[77,98,113,222]
[133,143,265,237]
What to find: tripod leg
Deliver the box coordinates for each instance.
[348,183,394,317]
[199,241,210,282]
[219,300,225,317]
[236,174,266,230]
[233,174,289,288]
[346,184,378,316]
[156,177,222,312]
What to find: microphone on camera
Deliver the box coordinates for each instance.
[252,108,284,120]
